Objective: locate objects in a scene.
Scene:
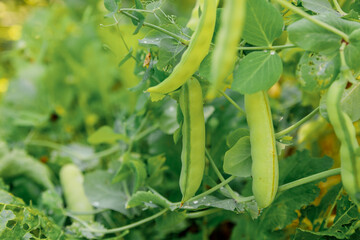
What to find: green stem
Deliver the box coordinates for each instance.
[331,0,347,16]
[186,208,221,219]
[70,209,168,234]
[173,176,236,207]
[275,0,349,42]
[278,168,341,192]
[120,11,190,45]
[275,107,319,138]
[237,44,296,51]
[120,8,154,13]
[133,124,160,141]
[205,149,243,202]
[324,187,343,228]
[220,91,246,116]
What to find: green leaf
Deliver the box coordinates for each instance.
[288,13,360,53]
[84,170,135,217]
[294,195,359,239]
[147,155,168,187]
[296,51,340,92]
[0,189,25,205]
[242,0,284,46]
[302,0,337,14]
[226,128,250,148]
[346,28,360,71]
[118,47,133,67]
[321,81,360,122]
[126,191,169,208]
[157,38,186,70]
[0,142,54,190]
[155,211,187,232]
[87,126,129,145]
[104,0,120,12]
[129,159,147,192]
[232,51,283,94]
[223,136,252,177]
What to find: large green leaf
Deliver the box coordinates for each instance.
[288,13,360,53]
[232,51,283,94]
[242,0,284,46]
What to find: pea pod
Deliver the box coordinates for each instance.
[60,164,94,222]
[186,0,204,31]
[206,0,246,101]
[326,71,360,205]
[146,0,217,102]
[245,91,279,208]
[179,78,206,204]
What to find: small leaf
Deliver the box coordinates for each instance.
[223,136,252,177]
[87,126,129,144]
[129,160,147,192]
[127,191,169,208]
[104,0,120,12]
[242,0,284,46]
[118,48,133,67]
[232,51,283,94]
[226,128,250,148]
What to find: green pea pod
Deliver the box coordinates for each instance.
[206,0,246,101]
[179,78,206,204]
[326,73,360,205]
[60,164,94,222]
[245,91,279,208]
[146,0,217,102]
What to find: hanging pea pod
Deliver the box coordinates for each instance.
[146,0,217,102]
[245,91,279,208]
[179,78,206,204]
[326,69,360,206]
[206,0,246,101]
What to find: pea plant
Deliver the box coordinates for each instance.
[1,0,360,239]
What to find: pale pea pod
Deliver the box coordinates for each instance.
[245,91,279,208]
[179,78,206,204]
[146,0,217,102]
[186,0,204,31]
[326,75,360,205]
[206,0,246,101]
[60,164,94,222]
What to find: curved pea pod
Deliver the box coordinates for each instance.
[60,164,94,222]
[146,0,217,102]
[179,78,206,204]
[206,0,246,101]
[326,78,360,205]
[245,91,279,208]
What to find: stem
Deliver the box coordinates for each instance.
[186,208,221,219]
[120,11,190,45]
[68,208,109,215]
[220,91,246,116]
[275,107,319,138]
[70,209,168,234]
[133,124,160,141]
[331,0,346,16]
[120,8,154,13]
[205,149,243,202]
[324,187,343,228]
[173,176,236,207]
[237,44,296,51]
[275,0,349,42]
[278,168,341,192]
